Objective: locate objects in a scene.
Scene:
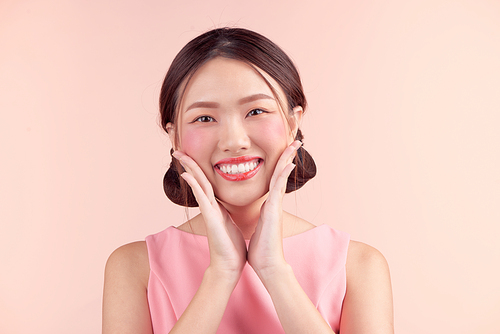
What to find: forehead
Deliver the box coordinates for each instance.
[179,57,285,111]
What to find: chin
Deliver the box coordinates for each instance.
[216,190,268,209]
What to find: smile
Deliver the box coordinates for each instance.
[218,160,259,174]
[214,157,263,181]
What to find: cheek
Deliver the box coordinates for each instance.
[180,128,213,162]
[256,117,289,146]
[250,116,290,167]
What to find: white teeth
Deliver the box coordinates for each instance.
[218,160,260,174]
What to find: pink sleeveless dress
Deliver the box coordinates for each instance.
[146,224,350,333]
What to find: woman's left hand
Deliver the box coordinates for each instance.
[247,140,301,279]
[248,141,342,334]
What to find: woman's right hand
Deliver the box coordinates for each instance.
[173,151,247,283]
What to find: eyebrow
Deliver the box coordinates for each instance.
[185,93,275,112]
[238,93,275,105]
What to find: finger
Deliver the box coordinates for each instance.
[269,140,301,190]
[173,151,216,205]
[267,162,296,207]
[181,172,238,243]
[179,172,217,215]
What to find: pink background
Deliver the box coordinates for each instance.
[1,0,499,333]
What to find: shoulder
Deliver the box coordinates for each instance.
[346,240,390,273]
[103,242,153,333]
[341,240,394,333]
[345,240,391,290]
[105,241,150,286]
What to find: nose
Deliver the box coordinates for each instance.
[218,117,251,153]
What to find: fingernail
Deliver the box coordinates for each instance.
[172,151,181,159]
[172,152,186,168]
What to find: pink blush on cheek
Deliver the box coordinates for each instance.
[256,117,289,144]
[181,130,207,154]
[179,128,214,167]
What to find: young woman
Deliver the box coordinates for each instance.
[103,28,394,334]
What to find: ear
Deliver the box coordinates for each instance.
[290,106,303,140]
[165,122,177,149]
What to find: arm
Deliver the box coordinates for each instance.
[258,265,337,334]
[340,241,394,333]
[168,152,247,333]
[102,241,152,334]
[254,242,394,334]
[168,267,238,333]
[248,141,335,333]
[249,140,394,333]
[103,152,245,334]
[102,237,242,334]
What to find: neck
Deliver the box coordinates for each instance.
[220,194,268,239]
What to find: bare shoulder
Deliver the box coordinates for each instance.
[346,240,390,274]
[105,241,150,288]
[341,240,394,333]
[103,241,152,334]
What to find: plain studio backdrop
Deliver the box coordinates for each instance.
[1,0,499,333]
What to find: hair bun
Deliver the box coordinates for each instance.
[286,145,316,193]
[163,159,199,207]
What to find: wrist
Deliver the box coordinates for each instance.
[255,262,294,288]
[205,265,242,288]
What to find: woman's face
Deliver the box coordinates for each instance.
[169,57,301,207]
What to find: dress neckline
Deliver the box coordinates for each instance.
[169,224,328,241]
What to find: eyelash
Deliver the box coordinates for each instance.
[246,108,267,117]
[193,115,215,123]
[191,109,268,123]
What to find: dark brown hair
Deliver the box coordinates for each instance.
[160,27,316,207]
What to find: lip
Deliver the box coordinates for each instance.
[214,156,263,181]
[215,156,261,165]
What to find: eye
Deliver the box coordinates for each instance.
[193,115,215,123]
[247,108,267,117]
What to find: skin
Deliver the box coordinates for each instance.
[102,58,394,333]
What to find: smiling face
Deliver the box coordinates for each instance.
[168,57,301,207]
